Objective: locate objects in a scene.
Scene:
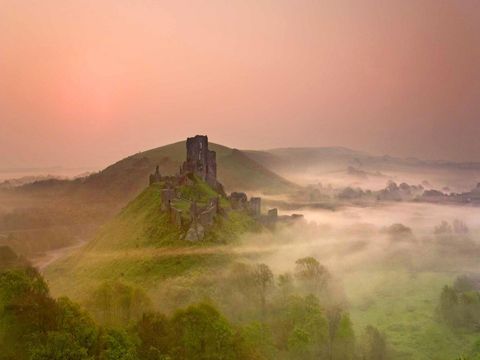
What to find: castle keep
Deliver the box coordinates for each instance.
[181,135,217,188]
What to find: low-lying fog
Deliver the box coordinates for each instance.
[253,202,480,275]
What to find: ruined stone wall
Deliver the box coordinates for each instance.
[170,207,183,227]
[249,197,261,217]
[230,192,247,209]
[149,165,162,185]
[199,206,216,228]
[206,150,217,187]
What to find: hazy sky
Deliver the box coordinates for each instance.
[1,0,480,169]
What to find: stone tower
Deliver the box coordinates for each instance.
[181,135,217,187]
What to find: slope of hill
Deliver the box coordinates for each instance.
[129,141,296,193]
[44,177,259,305]
[17,141,295,203]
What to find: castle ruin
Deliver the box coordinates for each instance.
[148,135,302,241]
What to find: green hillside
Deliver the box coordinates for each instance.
[44,176,260,307]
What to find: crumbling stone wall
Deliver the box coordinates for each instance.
[249,197,261,217]
[199,206,216,228]
[149,165,162,185]
[268,208,278,219]
[170,207,183,227]
[230,192,247,209]
[161,189,176,211]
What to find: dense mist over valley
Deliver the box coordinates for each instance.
[3,140,480,359]
[2,1,480,358]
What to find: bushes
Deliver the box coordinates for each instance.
[1,259,391,359]
[438,276,480,330]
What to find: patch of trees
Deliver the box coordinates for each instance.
[1,259,389,359]
[438,276,480,330]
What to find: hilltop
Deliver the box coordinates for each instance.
[44,136,299,307]
[17,140,296,203]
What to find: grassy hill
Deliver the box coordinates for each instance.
[81,140,296,203]
[16,140,296,206]
[44,176,260,308]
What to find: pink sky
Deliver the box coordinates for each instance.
[1,0,480,169]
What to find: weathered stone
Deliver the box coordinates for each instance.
[161,189,176,203]
[199,206,216,228]
[181,135,217,188]
[230,192,247,209]
[209,197,220,213]
[170,207,183,227]
[190,201,198,220]
[149,165,162,185]
[268,208,278,219]
[185,223,205,241]
[161,189,176,211]
[249,197,261,217]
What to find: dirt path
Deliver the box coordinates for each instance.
[31,239,88,271]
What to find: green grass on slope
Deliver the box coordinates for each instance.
[345,269,477,360]
[86,183,180,251]
[44,180,259,304]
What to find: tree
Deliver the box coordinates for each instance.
[294,257,330,294]
[98,329,138,360]
[0,268,57,359]
[135,312,171,360]
[56,297,98,355]
[170,302,240,360]
[326,307,355,360]
[439,285,460,327]
[87,281,152,327]
[277,273,294,299]
[239,322,276,360]
[360,326,388,360]
[271,295,328,359]
[253,264,274,314]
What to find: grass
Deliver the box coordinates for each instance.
[44,177,259,306]
[344,268,478,359]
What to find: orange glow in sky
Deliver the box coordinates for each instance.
[1,0,480,168]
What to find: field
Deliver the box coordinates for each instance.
[345,269,477,359]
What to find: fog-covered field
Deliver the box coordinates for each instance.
[237,201,480,359]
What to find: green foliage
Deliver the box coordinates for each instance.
[170,302,239,359]
[438,280,480,329]
[359,325,388,360]
[97,329,138,360]
[270,294,329,359]
[87,281,152,327]
[2,257,377,360]
[239,322,276,360]
[55,297,98,353]
[294,257,330,295]
[135,312,171,360]
[0,268,98,360]
[29,331,92,360]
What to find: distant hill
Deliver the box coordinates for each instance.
[246,146,480,173]
[245,146,480,191]
[15,141,296,205]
